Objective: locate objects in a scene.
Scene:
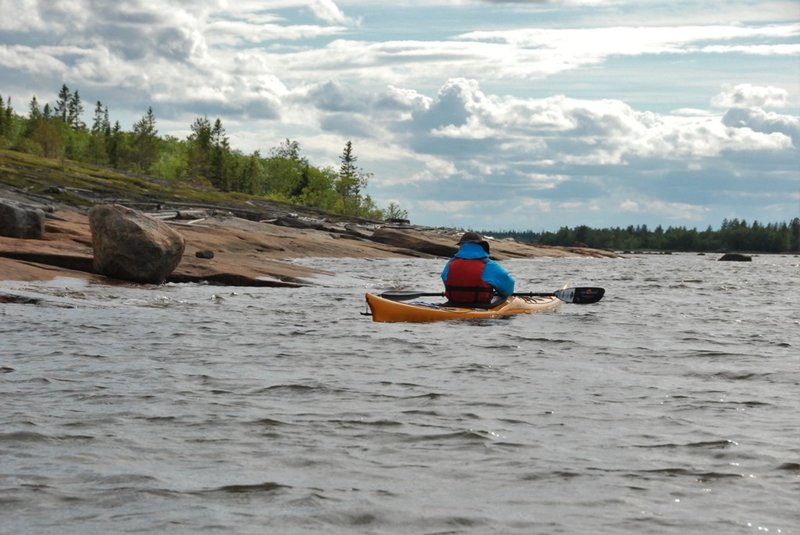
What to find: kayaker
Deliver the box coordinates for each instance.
[441,232,515,304]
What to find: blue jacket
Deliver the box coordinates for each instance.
[441,242,515,297]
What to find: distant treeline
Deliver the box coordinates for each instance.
[484,219,800,253]
[0,85,408,220]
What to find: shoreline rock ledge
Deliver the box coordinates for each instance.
[0,201,617,286]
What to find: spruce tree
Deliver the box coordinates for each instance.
[28,96,42,121]
[108,120,122,168]
[188,116,212,180]
[209,118,230,190]
[68,90,85,130]
[54,84,70,123]
[335,140,373,216]
[91,101,105,134]
[4,97,11,129]
[132,106,158,171]
[89,100,108,163]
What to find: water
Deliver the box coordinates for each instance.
[1,254,798,534]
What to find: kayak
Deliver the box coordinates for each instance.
[364,292,561,323]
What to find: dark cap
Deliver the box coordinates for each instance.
[457,231,490,254]
[457,231,484,244]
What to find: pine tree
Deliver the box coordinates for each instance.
[54,84,70,123]
[188,116,212,180]
[4,97,12,130]
[103,106,111,137]
[89,100,108,163]
[28,96,42,122]
[336,140,371,214]
[107,121,122,168]
[209,118,230,190]
[1,96,14,146]
[0,94,5,138]
[68,90,85,130]
[132,106,158,171]
[91,101,105,134]
[338,140,358,195]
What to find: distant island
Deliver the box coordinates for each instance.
[482,221,799,254]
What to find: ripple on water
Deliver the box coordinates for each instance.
[1,255,798,534]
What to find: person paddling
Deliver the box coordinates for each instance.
[441,232,515,305]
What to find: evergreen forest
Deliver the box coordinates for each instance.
[484,220,800,254]
[0,85,409,221]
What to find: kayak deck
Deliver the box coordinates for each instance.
[365,292,561,323]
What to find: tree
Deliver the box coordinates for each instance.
[24,96,64,158]
[150,135,189,181]
[131,106,159,171]
[335,140,372,215]
[383,202,409,221]
[187,116,212,180]
[89,100,109,163]
[107,121,123,168]
[0,96,15,147]
[0,94,5,139]
[68,90,85,130]
[263,138,308,198]
[91,101,106,134]
[235,151,265,194]
[298,166,339,210]
[791,218,800,252]
[28,96,42,123]
[54,84,70,123]
[337,140,359,197]
[209,118,231,190]
[271,138,304,163]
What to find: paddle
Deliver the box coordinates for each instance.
[379,286,605,304]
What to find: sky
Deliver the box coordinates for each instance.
[0,0,798,231]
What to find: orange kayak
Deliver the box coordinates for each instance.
[365,292,561,323]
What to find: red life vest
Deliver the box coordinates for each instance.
[444,258,494,304]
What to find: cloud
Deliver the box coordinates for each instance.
[0,1,797,230]
[402,77,795,172]
[712,83,790,109]
[722,108,800,146]
[619,199,711,221]
[459,23,800,64]
[310,0,353,25]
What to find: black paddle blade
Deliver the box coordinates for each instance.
[554,287,605,304]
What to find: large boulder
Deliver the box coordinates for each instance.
[89,204,186,283]
[0,201,45,239]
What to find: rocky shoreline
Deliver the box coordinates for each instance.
[1,179,617,288]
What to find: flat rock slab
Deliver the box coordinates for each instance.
[0,207,618,285]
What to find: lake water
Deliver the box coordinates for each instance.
[1,253,798,534]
